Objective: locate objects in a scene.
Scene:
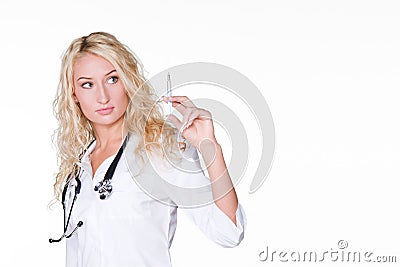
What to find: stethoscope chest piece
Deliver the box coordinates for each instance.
[94,179,113,200]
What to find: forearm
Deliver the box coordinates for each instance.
[199,139,239,225]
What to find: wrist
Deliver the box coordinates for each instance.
[198,137,220,153]
[198,138,222,166]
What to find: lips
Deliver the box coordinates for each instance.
[96,107,114,115]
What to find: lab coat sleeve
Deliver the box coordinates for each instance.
[158,142,246,248]
[182,200,246,248]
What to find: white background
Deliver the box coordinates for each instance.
[0,0,399,266]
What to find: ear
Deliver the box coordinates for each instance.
[73,94,79,103]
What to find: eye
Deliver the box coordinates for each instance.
[107,76,119,84]
[81,82,93,89]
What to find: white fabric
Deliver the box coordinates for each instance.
[64,136,246,267]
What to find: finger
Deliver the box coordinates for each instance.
[187,108,212,123]
[179,107,194,131]
[161,96,189,115]
[162,96,199,119]
[169,96,196,108]
[197,108,212,120]
[161,96,169,102]
[182,108,208,129]
[171,100,189,115]
[182,108,212,127]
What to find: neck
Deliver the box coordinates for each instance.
[92,118,126,150]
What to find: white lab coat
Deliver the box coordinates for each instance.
[64,133,246,267]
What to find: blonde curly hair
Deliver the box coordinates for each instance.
[52,32,184,201]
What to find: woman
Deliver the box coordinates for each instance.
[52,32,246,266]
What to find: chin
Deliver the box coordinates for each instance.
[91,116,125,127]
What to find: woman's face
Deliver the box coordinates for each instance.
[73,53,128,128]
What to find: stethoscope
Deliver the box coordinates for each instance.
[49,136,127,243]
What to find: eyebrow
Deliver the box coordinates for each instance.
[77,69,117,81]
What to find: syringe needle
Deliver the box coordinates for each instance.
[167,72,172,114]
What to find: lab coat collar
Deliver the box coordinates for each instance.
[124,132,147,177]
[76,139,97,176]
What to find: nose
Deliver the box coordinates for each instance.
[97,83,110,104]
